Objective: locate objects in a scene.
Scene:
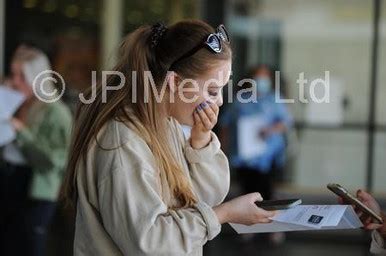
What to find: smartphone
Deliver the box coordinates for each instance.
[255,199,302,211]
[327,183,383,224]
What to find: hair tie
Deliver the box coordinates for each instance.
[150,22,168,48]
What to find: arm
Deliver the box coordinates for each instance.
[184,131,230,206]
[350,190,386,254]
[370,212,386,254]
[181,101,230,206]
[97,160,222,255]
[13,105,72,171]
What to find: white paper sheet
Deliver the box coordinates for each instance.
[0,86,25,120]
[237,115,267,160]
[230,205,363,234]
[0,121,16,146]
[2,142,27,164]
[0,86,25,147]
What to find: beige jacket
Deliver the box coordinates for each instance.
[74,117,230,256]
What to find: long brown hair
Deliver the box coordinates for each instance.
[61,19,232,208]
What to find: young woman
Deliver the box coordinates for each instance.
[62,20,275,256]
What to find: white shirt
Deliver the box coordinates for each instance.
[371,231,386,255]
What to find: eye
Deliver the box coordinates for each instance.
[208,87,222,97]
[209,91,218,96]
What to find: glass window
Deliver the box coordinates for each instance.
[373,1,386,194]
[225,0,374,191]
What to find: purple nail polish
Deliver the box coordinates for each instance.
[201,102,208,108]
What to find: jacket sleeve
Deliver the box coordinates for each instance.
[97,150,222,255]
[184,132,230,207]
[15,105,72,171]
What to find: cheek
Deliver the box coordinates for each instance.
[182,91,204,112]
[173,87,206,125]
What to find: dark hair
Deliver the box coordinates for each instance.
[148,20,232,82]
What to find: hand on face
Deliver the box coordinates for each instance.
[10,117,26,131]
[190,100,219,149]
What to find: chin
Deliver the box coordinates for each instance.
[174,115,194,127]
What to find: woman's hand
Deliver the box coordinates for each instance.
[190,101,219,149]
[10,117,26,132]
[214,193,277,225]
[353,190,385,233]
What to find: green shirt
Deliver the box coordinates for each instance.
[14,100,72,201]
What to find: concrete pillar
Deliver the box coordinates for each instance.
[0,0,5,77]
[101,0,123,70]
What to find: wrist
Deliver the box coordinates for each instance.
[190,132,211,149]
[213,202,230,224]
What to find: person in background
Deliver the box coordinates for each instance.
[0,45,72,256]
[343,190,386,255]
[220,64,293,201]
[219,64,293,243]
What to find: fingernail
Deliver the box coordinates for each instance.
[197,105,202,111]
[206,100,213,105]
[201,102,208,108]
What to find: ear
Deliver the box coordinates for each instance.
[166,71,181,94]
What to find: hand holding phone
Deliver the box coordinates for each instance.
[327,183,383,224]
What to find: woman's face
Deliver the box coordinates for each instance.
[169,60,231,126]
[10,61,33,97]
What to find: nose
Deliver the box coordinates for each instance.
[216,89,224,107]
[216,95,223,107]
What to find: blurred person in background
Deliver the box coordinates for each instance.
[219,64,293,243]
[61,20,277,256]
[0,45,72,256]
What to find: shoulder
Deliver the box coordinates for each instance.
[31,101,72,134]
[260,93,276,103]
[92,119,157,174]
[42,101,73,124]
[95,119,142,150]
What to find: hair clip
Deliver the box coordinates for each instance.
[150,22,168,48]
